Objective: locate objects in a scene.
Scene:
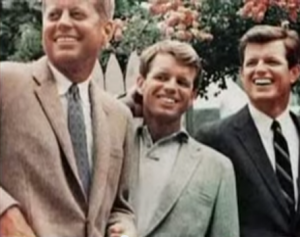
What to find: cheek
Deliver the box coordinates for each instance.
[42,25,53,41]
[142,89,153,105]
[140,81,155,95]
[42,29,51,51]
[240,73,251,89]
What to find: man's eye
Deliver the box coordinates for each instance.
[71,11,85,20]
[266,59,280,66]
[178,79,191,88]
[156,75,168,81]
[245,60,256,67]
[48,11,60,20]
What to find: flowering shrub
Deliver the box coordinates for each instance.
[107,0,300,95]
[1,0,300,95]
[239,0,300,22]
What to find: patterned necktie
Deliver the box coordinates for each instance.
[67,83,91,195]
[271,120,295,215]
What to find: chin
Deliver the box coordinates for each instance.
[156,113,179,122]
[251,90,277,99]
[251,96,279,106]
[53,54,81,64]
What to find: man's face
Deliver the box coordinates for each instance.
[241,40,299,116]
[42,0,112,67]
[138,53,197,124]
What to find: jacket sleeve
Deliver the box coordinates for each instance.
[0,187,19,216]
[106,112,137,237]
[0,67,20,216]
[208,159,239,237]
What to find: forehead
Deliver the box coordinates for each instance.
[43,0,95,9]
[149,53,197,79]
[244,40,286,58]
[150,53,189,69]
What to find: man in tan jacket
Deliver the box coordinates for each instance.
[0,0,136,237]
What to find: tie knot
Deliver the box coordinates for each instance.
[271,120,282,133]
[68,84,80,101]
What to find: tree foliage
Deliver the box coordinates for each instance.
[1,0,42,61]
[110,0,300,95]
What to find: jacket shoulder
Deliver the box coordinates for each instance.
[99,90,133,120]
[0,61,35,101]
[189,137,234,171]
[0,61,33,80]
[194,114,234,144]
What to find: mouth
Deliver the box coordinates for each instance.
[157,95,177,104]
[253,78,273,86]
[55,36,78,43]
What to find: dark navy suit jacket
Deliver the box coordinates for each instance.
[196,105,300,237]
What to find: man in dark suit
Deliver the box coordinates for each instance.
[196,25,300,237]
[0,1,136,237]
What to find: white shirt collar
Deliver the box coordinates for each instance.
[48,62,97,102]
[248,103,291,135]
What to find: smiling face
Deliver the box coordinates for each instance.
[42,0,112,77]
[241,40,299,118]
[138,53,197,126]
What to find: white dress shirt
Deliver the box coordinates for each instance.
[249,103,299,205]
[49,63,95,167]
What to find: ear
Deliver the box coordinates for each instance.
[102,20,114,44]
[187,89,198,107]
[239,67,245,87]
[136,75,146,95]
[290,64,300,85]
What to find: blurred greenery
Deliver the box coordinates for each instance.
[1,0,42,61]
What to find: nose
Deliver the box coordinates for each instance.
[57,11,72,30]
[163,78,177,92]
[254,60,267,75]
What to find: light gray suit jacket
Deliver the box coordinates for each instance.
[0,57,136,237]
[129,119,239,237]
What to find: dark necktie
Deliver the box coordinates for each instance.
[67,84,91,195]
[271,120,295,215]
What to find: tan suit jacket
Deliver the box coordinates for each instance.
[129,119,239,237]
[0,57,136,237]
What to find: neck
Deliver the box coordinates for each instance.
[144,116,181,143]
[252,100,289,119]
[54,59,95,83]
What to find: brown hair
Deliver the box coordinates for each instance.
[139,40,202,89]
[42,0,115,20]
[93,0,114,20]
[239,25,300,68]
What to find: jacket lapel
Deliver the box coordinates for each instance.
[145,138,203,236]
[234,106,289,217]
[290,113,300,224]
[88,81,111,220]
[32,57,86,200]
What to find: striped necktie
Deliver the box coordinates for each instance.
[67,83,91,195]
[271,120,295,215]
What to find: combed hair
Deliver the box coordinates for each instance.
[239,25,300,68]
[93,0,115,20]
[139,40,202,89]
[42,0,115,20]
